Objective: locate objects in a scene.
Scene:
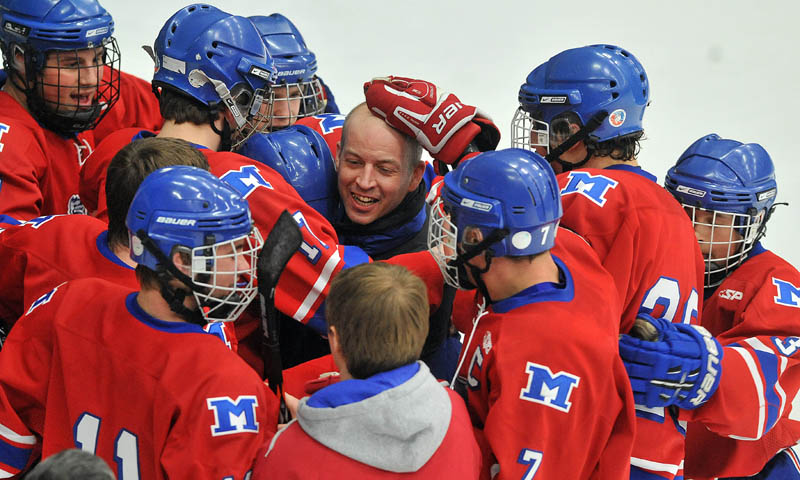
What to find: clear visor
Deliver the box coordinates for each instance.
[190,226,264,322]
[261,78,326,132]
[428,198,461,288]
[684,205,764,288]
[511,107,550,153]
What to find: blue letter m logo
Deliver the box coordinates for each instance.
[560,171,619,207]
[220,165,273,199]
[207,396,260,436]
[773,278,800,308]
[519,362,580,412]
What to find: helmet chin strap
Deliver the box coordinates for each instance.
[135,230,207,326]
[545,110,608,173]
[448,228,509,304]
[209,114,232,152]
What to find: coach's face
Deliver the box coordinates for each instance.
[335,106,424,225]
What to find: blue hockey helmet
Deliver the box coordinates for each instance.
[238,124,338,221]
[151,4,277,147]
[512,44,649,160]
[248,13,325,130]
[127,165,263,322]
[0,0,121,134]
[429,148,562,289]
[665,133,778,287]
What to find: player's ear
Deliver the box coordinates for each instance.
[327,325,345,369]
[171,250,192,275]
[463,226,484,246]
[334,142,341,169]
[408,160,425,192]
[10,45,26,74]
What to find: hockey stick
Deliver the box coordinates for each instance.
[257,210,303,423]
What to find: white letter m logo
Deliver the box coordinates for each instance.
[207,396,260,436]
[519,362,580,413]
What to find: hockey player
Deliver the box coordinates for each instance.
[253,262,481,479]
[512,44,705,479]
[249,13,335,131]
[0,137,208,331]
[0,0,121,219]
[428,148,635,479]
[0,166,278,478]
[628,134,800,479]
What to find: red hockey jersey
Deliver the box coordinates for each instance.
[557,165,705,332]
[682,246,800,478]
[556,165,705,479]
[0,92,94,220]
[0,278,278,479]
[0,214,136,328]
[456,228,635,479]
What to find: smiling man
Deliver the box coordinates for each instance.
[334,102,427,259]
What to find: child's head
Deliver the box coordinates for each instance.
[326,262,429,379]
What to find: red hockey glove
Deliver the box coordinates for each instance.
[364,76,500,167]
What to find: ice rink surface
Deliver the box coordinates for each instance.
[105,0,800,268]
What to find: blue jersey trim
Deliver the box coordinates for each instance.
[125,293,207,334]
[491,255,574,313]
[341,245,370,269]
[0,439,32,471]
[307,362,420,408]
[605,163,658,183]
[96,231,134,270]
[749,241,767,259]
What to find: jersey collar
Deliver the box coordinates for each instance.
[605,163,658,183]
[96,230,134,270]
[126,292,206,334]
[491,255,575,313]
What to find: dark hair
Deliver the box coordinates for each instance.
[25,449,115,480]
[106,137,209,249]
[326,262,429,379]
[157,87,215,125]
